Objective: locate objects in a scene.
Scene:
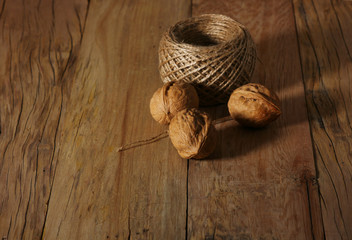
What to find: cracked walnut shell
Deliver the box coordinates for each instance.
[150,81,199,125]
[169,108,217,159]
[228,83,281,127]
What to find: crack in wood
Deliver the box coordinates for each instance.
[5,217,11,240]
[56,178,76,238]
[39,0,91,238]
[185,159,189,240]
[80,0,90,44]
[315,143,348,237]
[20,180,32,240]
[48,38,56,86]
[306,179,317,240]
[0,0,6,20]
[297,0,349,200]
[293,1,352,233]
[127,210,131,240]
[39,93,62,240]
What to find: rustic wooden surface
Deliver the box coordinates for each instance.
[0,0,351,239]
[0,0,190,239]
[293,0,352,239]
[189,0,321,239]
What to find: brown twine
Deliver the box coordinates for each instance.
[256,56,267,82]
[117,117,234,153]
[117,130,169,152]
[213,115,233,125]
[159,14,257,106]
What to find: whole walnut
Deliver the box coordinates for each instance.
[150,81,199,125]
[169,108,217,159]
[228,83,281,127]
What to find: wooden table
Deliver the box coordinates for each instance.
[0,0,351,239]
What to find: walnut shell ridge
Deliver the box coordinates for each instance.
[150,81,199,125]
[169,108,217,159]
[228,83,281,127]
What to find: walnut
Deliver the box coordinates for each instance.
[227,83,281,127]
[169,108,217,159]
[150,81,199,125]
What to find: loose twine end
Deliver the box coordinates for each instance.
[212,115,233,125]
[117,116,234,153]
[117,130,169,153]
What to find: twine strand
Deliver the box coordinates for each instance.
[213,115,233,125]
[256,56,267,82]
[117,116,234,153]
[117,130,169,152]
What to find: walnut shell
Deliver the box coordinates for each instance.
[169,108,217,159]
[150,81,199,125]
[228,83,281,127]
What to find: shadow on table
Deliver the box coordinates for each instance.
[200,104,280,161]
[197,18,348,160]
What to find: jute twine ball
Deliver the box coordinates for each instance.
[159,14,256,106]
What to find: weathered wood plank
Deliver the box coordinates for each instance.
[0,0,191,239]
[188,0,323,239]
[293,0,352,239]
[0,0,88,239]
[39,0,191,239]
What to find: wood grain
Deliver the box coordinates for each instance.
[293,0,352,239]
[0,0,88,239]
[0,0,190,239]
[188,0,323,239]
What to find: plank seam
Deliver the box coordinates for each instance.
[290,0,326,239]
[185,159,189,240]
[128,210,131,240]
[306,180,316,240]
[187,2,192,238]
[0,0,6,20]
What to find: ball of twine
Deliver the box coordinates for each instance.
[159,14,256,106]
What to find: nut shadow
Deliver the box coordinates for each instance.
[200,104,281,161]
[198,84,343,160]
[192,8,349,160]
[209,120,280,161]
